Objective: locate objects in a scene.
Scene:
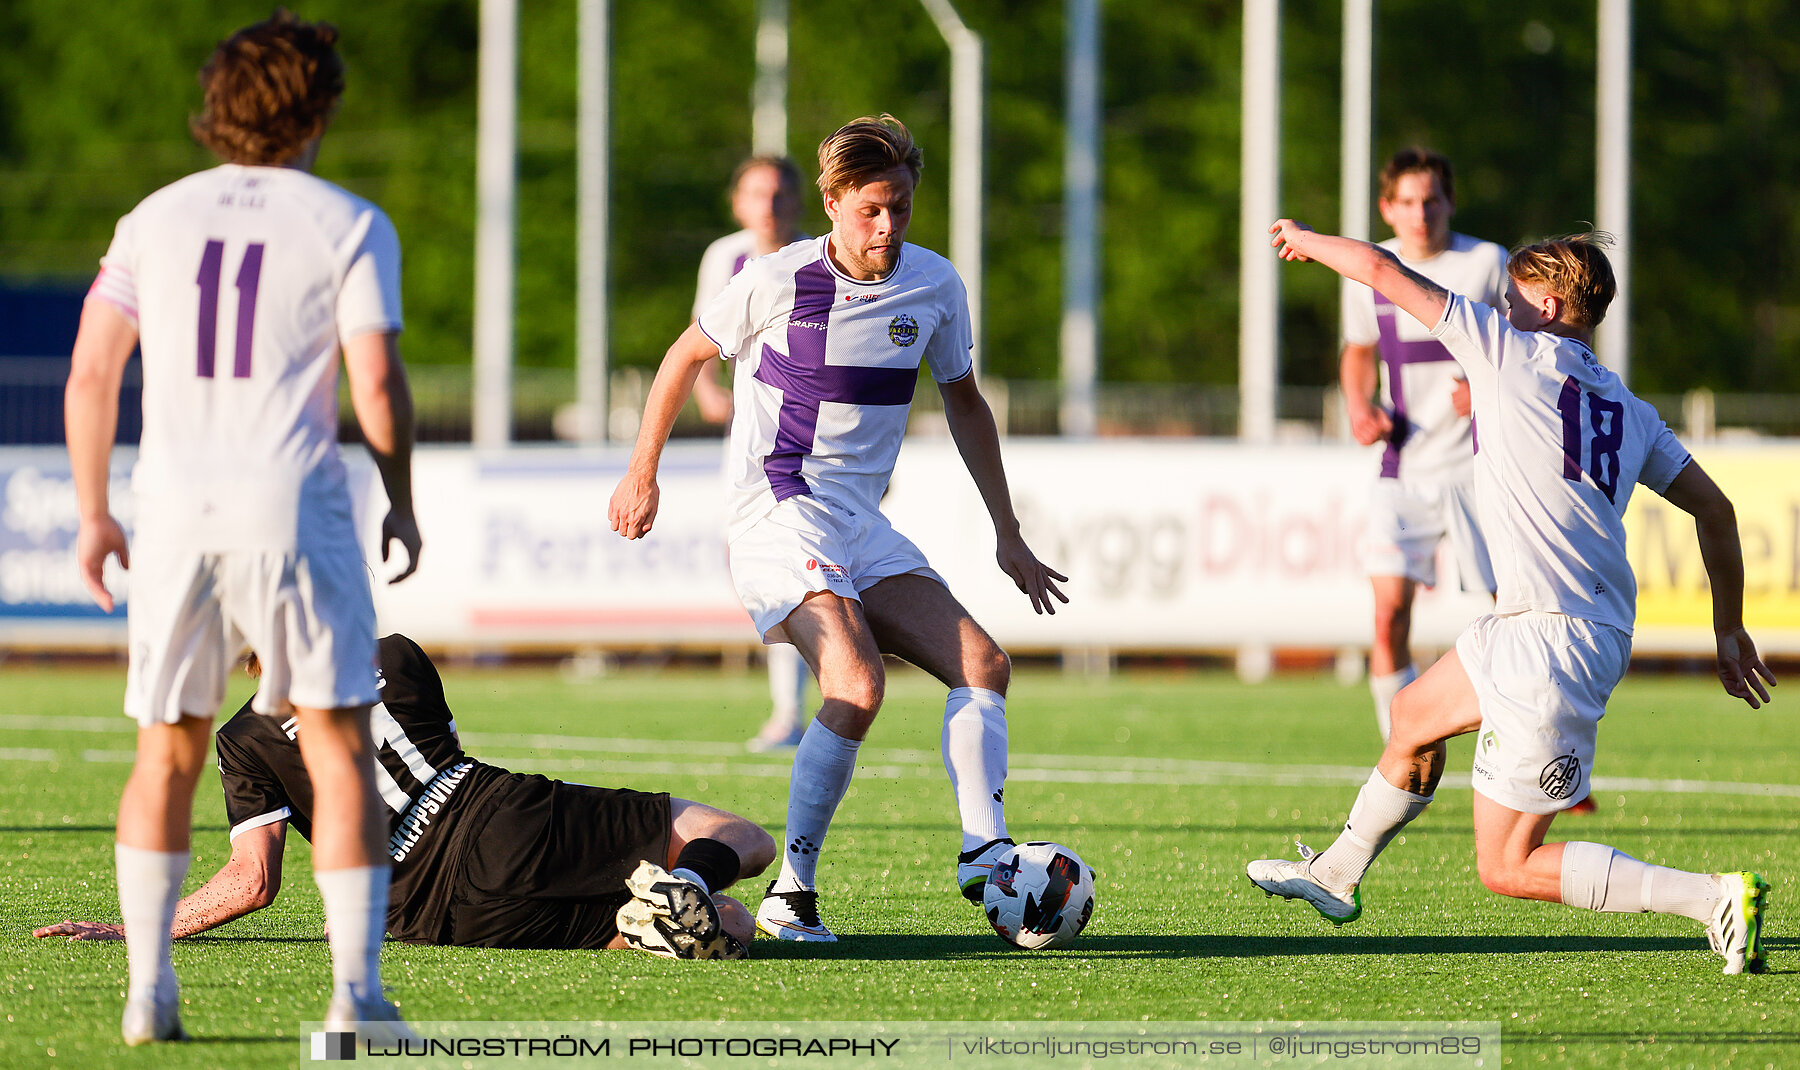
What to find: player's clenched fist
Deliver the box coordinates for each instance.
[608,472,660,540]
[1269,218,1316,261]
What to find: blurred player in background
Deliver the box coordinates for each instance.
[1251,220,1777,975]
[64,11,419,1043]
[610,115,1067,942]
[35,635,773,959]
[690,156,818,752]
[1342,149,1503,739]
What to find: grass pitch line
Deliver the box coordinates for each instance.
[7,718,1800,798]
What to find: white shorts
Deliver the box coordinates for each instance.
[1459,611,1630,814]
[1365,477,1494,593]
[728,495,946,643]
[123,540,380,726]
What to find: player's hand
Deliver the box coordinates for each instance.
[1346,399,1393,446]
[1269,219,1316,261]
[33,920,124,941]
[609,471,661,541]
[996,531,1070,615]
[382,508,422,584]
[1716,626,1776,709]
[75,515,130,613]
[1450,378,1472,418]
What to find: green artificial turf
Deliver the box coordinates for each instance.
[1,661,1793,1068]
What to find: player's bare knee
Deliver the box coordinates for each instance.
[962,642,1010,692]
[736,822,777,875]
[822,670,885,722]
[1475,853,1530,899]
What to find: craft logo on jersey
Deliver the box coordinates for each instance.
[887,314,918,347]
[1539,753,1583,800]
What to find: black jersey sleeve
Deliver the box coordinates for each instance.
[214,706,300,840]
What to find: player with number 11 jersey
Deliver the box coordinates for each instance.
[91,164,402,552]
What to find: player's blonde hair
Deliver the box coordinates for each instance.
[191,9,344,166]
[816,114,922,198]
[1508,231,1618,330]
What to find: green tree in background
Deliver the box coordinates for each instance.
[0,0,1793,407]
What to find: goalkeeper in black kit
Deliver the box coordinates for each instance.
[37,635,773,960]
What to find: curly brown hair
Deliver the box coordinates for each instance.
[190,9,344,166]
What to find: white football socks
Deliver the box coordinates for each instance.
[766,644,809,733]
[1559,841,1721,921]
[1369,664,1417,742]
[115,844,189,1004]
[942,687,1010,850]
[773,720,861,891]
[1310,769,1432,891]
[314,865,390,1002]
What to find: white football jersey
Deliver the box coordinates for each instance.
[89,165,402,552]
[1429,294,1691,632]
[1343,233,1508,484]
[692,230,810,320]
[697,236,972,539]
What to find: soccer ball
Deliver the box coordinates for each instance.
[982,841,1096,950]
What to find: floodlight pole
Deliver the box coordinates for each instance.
[1060,0,1100,438]
[1338,0,1374,349]
[574,0,611,443]
[753,0,789,156]
[1239,0,1281,445]
[1595,0,1632,383]
[918,0,985,376]
[473,0,519,447]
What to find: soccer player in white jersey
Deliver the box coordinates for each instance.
[689,156,818,752]
[610,115,1068,942]
[63,12,420,1042]
[1248,220,1777,975]
[1342,149,1504,739]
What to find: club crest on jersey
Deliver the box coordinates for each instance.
[887,314,919,347]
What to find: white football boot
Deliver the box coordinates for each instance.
[624,861,723,943]
[1706,872,1769,975]
[1245,842,1363,925]
[324,987,418,1045]
[121,981,188,1046]
[617,899,747,960]
[754,881,836,942]
[956,838,1016,903]
[746,720,805,753]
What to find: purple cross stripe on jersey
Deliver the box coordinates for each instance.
[754,261,917,500]
[1374,293,1458,478]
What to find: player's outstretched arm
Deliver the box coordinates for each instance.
[1661,461,1777,708]
[1270,220,1451,332]
[938,375,1070,615]
[33,822,287,941]
[63,299,139,612]
[610,323,720,541]
[345,331,421,583]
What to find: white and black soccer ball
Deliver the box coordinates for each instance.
[982,841,1096,950]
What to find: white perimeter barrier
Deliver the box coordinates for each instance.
[4,440,1796,655]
